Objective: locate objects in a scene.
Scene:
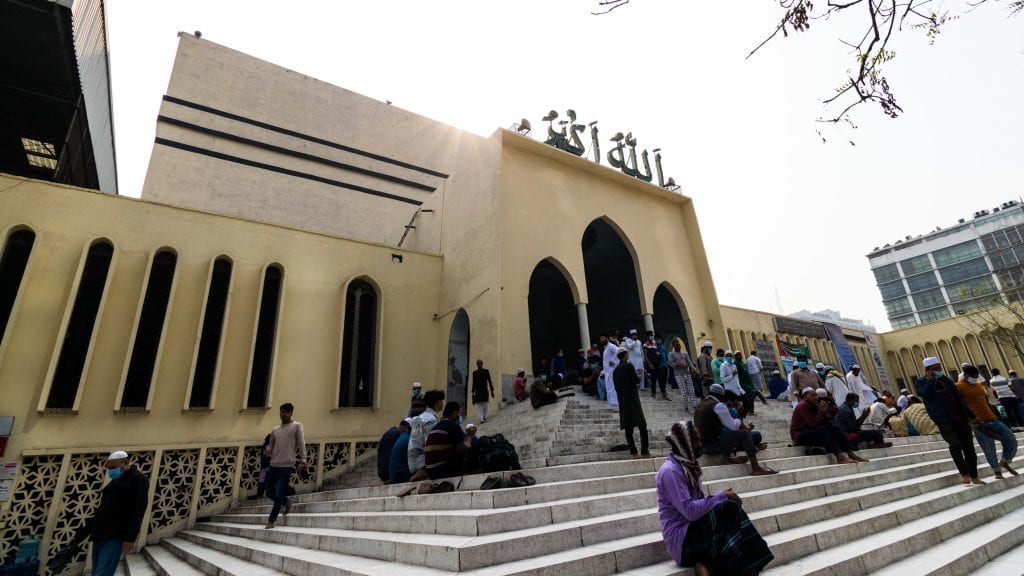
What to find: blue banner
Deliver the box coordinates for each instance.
[823,323,858,373]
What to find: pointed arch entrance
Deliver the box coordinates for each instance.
[528,259,580,375]
[581,217,644,341]
[447,309,470,407]
[653,283,693,354]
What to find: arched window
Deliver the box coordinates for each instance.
[339,278,378,408]
[47,240,114,410]
[120,250,178,409]
[247,265,283,409]
[189,257,233,409]
[0,228,36,346]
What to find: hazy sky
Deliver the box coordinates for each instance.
[105,1,1024,332]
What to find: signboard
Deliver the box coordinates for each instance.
[754,339,780,373]
[0,479,11,502]
[863,332,891,388]
[773,316,826,339]
[823,323,859,373]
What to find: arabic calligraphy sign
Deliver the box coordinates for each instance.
[540,109,676,188]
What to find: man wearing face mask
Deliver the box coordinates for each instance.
[88,451,149,576]
[789,356,823,401]
[720,351,744,397]
[916,357,984,485]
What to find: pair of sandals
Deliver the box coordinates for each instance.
[396,480,456,497]
[480,472,537,490]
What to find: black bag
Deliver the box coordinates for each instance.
[477,434,522,472]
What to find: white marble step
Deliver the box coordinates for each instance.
[972,543,1024,576]
[761,480,1024,576]
[872,503,1024,576]
[160,537,288,576]
[142,544,205,576]
[123,552,158,575]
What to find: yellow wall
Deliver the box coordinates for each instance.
[0,175,443,459]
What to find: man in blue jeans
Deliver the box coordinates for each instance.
[88,450,149,576]
[265,402,307,529]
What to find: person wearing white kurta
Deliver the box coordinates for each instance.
[720,351,743,396]
[846,366,877,407]
[623,332,645,390]
[603,341,621,410]
[825,371,850,404]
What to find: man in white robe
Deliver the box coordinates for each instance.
[846,365,877,407]
[623,329,646,390]
[825,368,850,403]
[602,337,620,411]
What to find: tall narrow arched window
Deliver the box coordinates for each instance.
[339,278,378,408]
[0,228,36,346]
[247,264,283,409]
[189,257,233,409]
[47,240,115,410]
[120,250,178,410]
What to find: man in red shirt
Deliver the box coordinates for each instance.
[790,388,866,465]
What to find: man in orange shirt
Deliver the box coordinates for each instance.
[956,365,1019,480]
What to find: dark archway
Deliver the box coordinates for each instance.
[447,309,470,409]
[528,259,580,375]
[581,218,643,341]
[653,283,693,354]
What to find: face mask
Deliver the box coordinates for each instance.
[107,468,123,480]
[457,416,463,426]
[932,370,945,379]
[726,358,734,364]
[798,362,807,369]
[968,376,984,384]
[540,375,547,382]
[851,404,859,410]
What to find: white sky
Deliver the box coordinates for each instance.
[105,0,1024,332]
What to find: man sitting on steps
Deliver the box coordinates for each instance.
[694,384,777,476]
[833,392,892,450]
[790,387,867,465]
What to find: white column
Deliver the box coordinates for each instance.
[577,303,591,351]
[643,313,655,335]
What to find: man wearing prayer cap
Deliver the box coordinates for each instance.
[915,357,983,485]
[897,388,911,412]
[846,364,877,408]
[87,450,149,575]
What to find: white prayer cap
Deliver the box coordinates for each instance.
[703,341,713,348]
[899,388,909,395]
[801,387,815,396]
[922,356,941,368]
[106,450,129,461]
[815,362,825,369]
[724,349,734,356]
[851,364,860,369]
[961,362,970,368]
[412,382,422,388]
[772,370,781,374]
[815,388,828,398]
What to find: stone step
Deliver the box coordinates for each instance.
[161,536,289,576]
[761,479,1024,576]
[123,553,157,576]
[141,544,205,576]
[972,543,1024,576]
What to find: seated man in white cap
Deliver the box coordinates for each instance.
[790,387,866,464]
[767,370,788,400]
[897,388,911,412]
[694,384,777,475]
[87,451,149,576]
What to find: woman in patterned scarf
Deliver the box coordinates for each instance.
[655,421,774,575]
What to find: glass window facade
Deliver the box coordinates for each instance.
[891,315,917,329]
[906,272,939,293]
[933,240,983,267]
[884,297,913,316]
[938,258,990,284]
[946,276,997,303]
[918,307,951,323]
[900,255,932,276]
[873,263,900,284]
[912,288,947,311]
[879,280,906,300]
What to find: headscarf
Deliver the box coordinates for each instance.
[665,420,702,490]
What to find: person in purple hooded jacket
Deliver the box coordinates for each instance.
[655,420,773,575]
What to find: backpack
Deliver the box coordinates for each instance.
[477,434,522,472]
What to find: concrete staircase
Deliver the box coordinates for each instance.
[117,388,1024,575]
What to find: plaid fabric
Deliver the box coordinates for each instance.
[680,500,774,573]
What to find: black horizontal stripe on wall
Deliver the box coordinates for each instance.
[154,138,423,206]
[162,94,450,179]
[158,116,436,192]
